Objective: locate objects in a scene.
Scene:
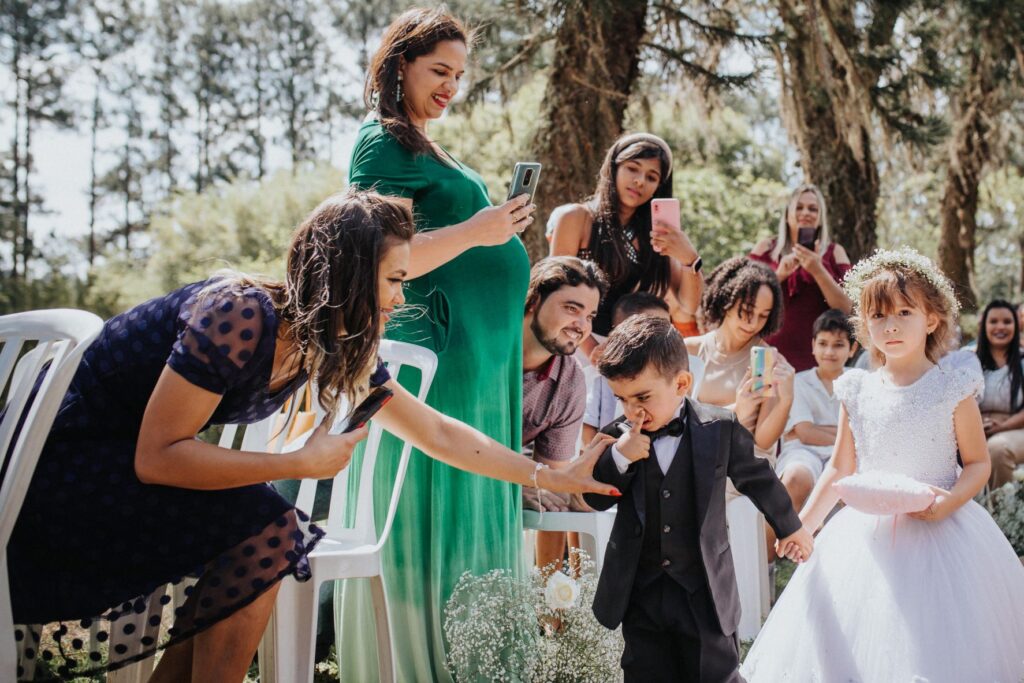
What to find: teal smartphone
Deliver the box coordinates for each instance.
[507,162,542,203]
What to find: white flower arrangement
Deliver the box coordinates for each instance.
[842,246,960,315]
[444,549,624,682]
[983,469,1024,557]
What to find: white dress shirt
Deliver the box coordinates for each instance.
[611,401,687,474]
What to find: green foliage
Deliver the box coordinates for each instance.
[86,165,344,316]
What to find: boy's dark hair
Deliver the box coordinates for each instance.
[812,308,855,342]
[598,315,689,381]
[701,257,784,336]
[525,256,609,313]
[612,291,669,322]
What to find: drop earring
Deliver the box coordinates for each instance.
[397,73,404,102]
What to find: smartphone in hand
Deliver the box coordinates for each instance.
[651,198,681,232]
[331,386,394,434]
[507,162,542,203]
[750,346,776,397]
[797,227,817,249]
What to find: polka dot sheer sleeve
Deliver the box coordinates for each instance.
[168,284,270,394]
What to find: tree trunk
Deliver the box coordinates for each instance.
[524,0,649,263]
[936,14,1014,312]
[11,42,23,280]
[775,0,882,263]
[21,77,33,278]
[936,78,992,312]
[88,76,101,267]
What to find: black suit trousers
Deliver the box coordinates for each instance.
[621,576,743,683]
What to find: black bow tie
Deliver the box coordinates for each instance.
[642,417,684,441]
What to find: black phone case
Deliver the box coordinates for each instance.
[342,387,394,433]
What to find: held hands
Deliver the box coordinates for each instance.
[792,244,825,277]
[293,422,369,480]
[776,252,800,281]
[469,194,536,247]
[616,411,651,463]
[651,219,699,263]
[908,486,958,522]
[775,526,814,563]
[539,432,621,497]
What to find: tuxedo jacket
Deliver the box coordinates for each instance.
[583,398,802,634]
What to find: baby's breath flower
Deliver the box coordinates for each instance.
[842,247,960,316]
[444,549,623,682]
[984,476,1024,556]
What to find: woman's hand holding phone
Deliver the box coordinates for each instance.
[467,194,535,247]
[792,243,825,277]
[293,422,369,480]
[650,198,698,263]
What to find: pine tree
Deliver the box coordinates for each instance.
[0,0,76,284]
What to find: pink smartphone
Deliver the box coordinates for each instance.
[651,198,680,232]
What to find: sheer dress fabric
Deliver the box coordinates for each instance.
[8,279,387,680]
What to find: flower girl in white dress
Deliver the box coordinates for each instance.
[742,248,1024,682]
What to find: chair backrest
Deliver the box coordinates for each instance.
[688,353,705,398]
[294,340,438,548]
[217,390,304,454]
[0,310,103,550]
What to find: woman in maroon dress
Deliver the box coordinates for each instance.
[749,183,852,371]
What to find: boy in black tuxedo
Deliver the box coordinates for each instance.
[584,315,813,682]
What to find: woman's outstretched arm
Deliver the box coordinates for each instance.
[374,378,620,496]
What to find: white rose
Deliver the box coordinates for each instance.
[544,571,579,610]
[1012,468,1024,483]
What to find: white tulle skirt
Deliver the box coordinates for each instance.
[741,501,1024,683]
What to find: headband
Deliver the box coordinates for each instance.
[613,133,674,175]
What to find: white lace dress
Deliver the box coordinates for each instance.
[742,355,1024,682]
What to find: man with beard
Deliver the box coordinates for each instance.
[521,256,609,569]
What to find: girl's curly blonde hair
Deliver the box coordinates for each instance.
[843,247,959,366]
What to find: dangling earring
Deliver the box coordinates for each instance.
[396,73,404,102]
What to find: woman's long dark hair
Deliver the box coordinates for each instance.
[364,7,472,159]
[587,135,673,296]
[268,190,415,415]
[977,299,1024,412]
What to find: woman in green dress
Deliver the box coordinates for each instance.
[335,8,539,681]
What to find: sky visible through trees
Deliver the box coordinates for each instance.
[1,0,1022,326]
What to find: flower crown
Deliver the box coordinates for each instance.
[842,247,960,316]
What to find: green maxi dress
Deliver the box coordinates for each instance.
[335,120,529,681]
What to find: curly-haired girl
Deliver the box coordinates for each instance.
[685,256,795,464]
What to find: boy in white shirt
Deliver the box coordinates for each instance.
[776,309,857,512]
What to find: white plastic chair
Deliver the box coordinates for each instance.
[259,340,438,683]
[0,309,103,681]
[103,386,307,683]
[727,495,770,640]
[522,508,617,573]
[688,353,705,398]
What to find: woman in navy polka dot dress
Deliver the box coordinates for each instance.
[8,189,619,681]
